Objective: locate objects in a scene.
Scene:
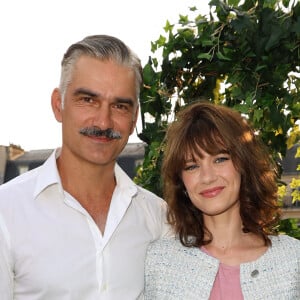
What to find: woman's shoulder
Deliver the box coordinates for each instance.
[269,234,300,256]
[270,234,300,246]
[147,237,195,255]
[145,238,219,299]
[147,237,181,258]
[146,237,217,264]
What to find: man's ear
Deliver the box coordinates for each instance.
[51,88,63,123]
[130,105,139,134]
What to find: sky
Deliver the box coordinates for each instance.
[0,0,210,150]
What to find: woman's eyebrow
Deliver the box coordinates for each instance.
[184,158,195,163]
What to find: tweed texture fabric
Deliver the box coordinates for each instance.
[145,235,300,299]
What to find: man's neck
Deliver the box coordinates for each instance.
[56,150,117,234]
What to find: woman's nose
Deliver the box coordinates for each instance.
[200,164,217,184]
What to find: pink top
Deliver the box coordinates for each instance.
[201,247,244,300]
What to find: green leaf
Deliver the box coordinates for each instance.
[265,30,283,51]
[255,64,267,72]
[179,14,189,25]
[163,20,174,33]
[216,51,231,61]
[292,17,300,36]
[201,39,214,46]
[253,109,264,123]
[262,0,278,9]
[197,53,212,60]
[142,63,157,85]
[234,104,249,114]
[227,0,241,7]
[156,35,167,48]
[282,0,290,8]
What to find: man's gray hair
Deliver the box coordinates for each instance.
[59,35,143,104]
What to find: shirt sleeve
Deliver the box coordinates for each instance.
[0,216,14,300]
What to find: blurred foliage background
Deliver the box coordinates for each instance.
[134,0,300,237]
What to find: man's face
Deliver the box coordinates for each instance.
[52,55,139,168]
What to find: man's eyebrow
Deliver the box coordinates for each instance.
[73,88,135,107]
[115,97,135,107]
[73,88,99,97]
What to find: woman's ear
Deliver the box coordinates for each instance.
[51,88,63,123]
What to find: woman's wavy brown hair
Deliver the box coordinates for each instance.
[162,101,281,247]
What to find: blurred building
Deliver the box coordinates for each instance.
[0,143,145,183]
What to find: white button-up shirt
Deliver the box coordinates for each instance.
[0,149,170,299]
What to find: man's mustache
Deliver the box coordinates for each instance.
[79,127,122,139]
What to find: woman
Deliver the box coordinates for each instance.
[144,101,300,299]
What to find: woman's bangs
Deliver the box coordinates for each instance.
[187,126,227,159]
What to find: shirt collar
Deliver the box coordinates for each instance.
[33,148,62,198]
[33,148,138,198]
[114,163,137,195]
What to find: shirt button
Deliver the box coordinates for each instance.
[251,269,259,278]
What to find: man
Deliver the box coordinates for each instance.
[0,35,170,299]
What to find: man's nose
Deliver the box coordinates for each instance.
[93,105,114,129]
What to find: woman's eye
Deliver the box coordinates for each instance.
[183,164,198,171]
[215,156,229,163]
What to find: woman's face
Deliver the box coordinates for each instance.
[181,147,241,217]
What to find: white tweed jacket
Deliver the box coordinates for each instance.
[144,235,300,299]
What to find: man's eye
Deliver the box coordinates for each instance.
[113,103,130,111]
[82,97,93,103]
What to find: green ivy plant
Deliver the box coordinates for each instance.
[135,0,300,237]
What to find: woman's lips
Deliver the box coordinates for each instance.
[200,186,224,198]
